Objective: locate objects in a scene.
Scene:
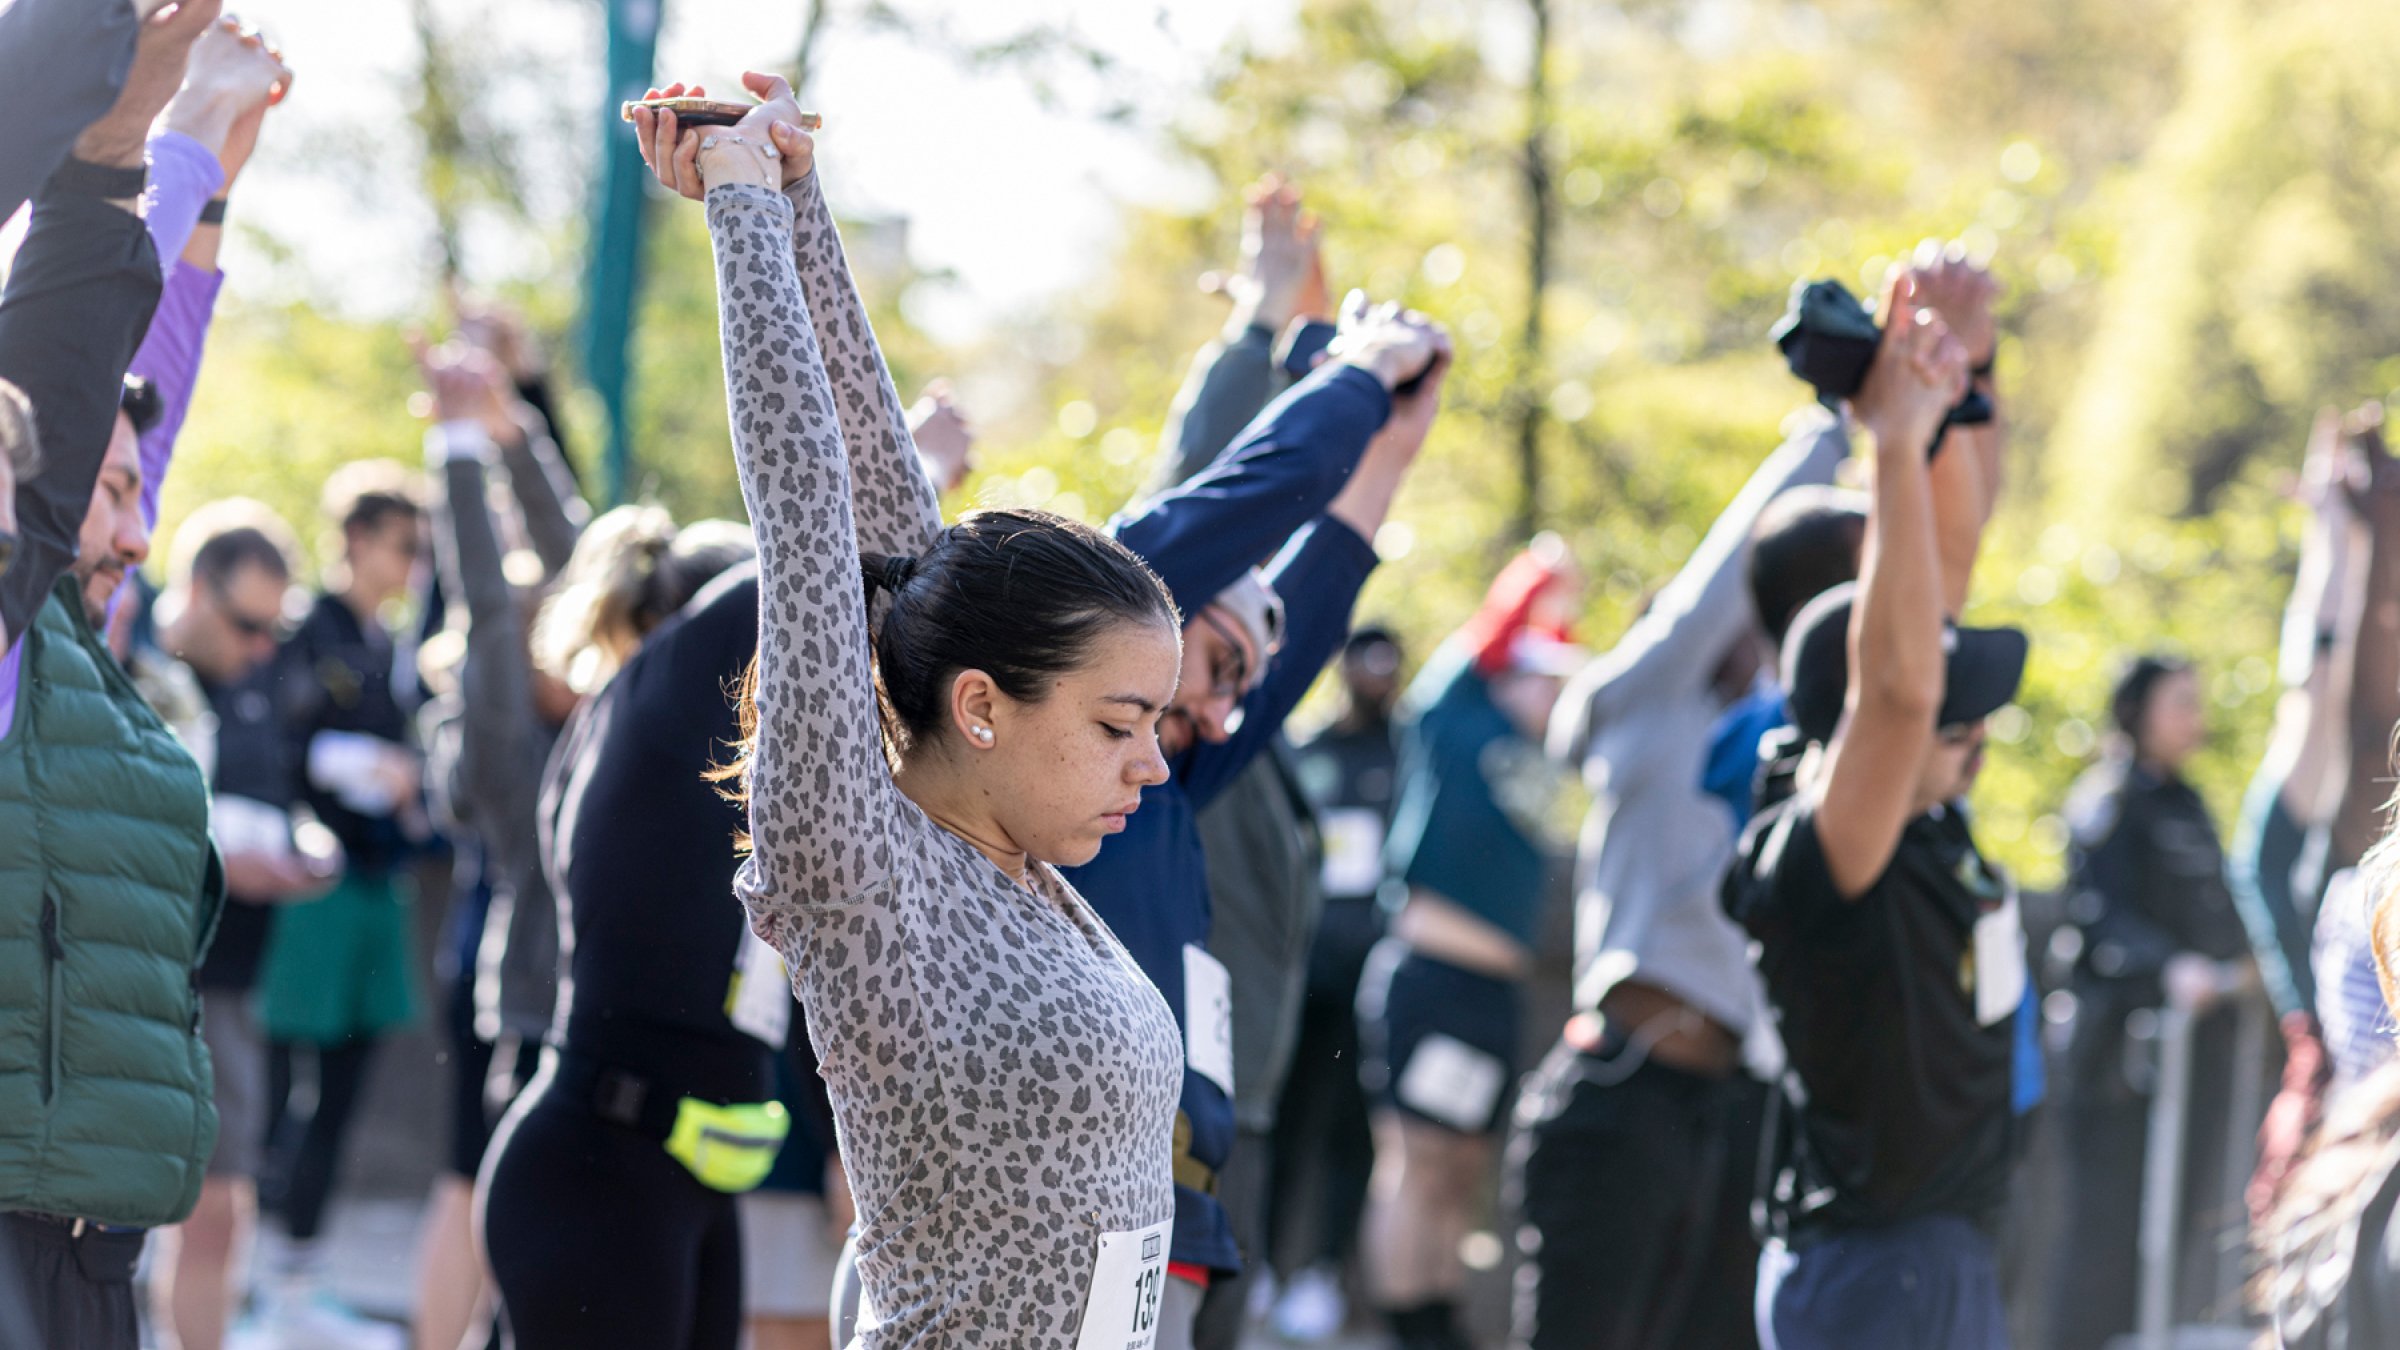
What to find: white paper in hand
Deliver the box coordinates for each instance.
[1972,891,2027,1028]
[1074,1219,1173,1350]
[1394,1032,1506,1132]
[1182,945,1235,1098]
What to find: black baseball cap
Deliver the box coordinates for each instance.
[1780,582,2028,745]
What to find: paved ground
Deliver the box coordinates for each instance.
[140,1195,1403,1348]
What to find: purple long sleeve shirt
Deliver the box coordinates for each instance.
[0,132,225,738]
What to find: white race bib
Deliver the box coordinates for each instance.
[1074,1219,1173,1350]
[1394,1032,1506,1132]
[1971,892,2027,1029]
[1182,945,1234,1098]
[726,927,791,1050]
[1318,807,1387,897]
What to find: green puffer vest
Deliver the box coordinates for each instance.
[0,579,222,1227]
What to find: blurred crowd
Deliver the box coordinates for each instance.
[7,5,2400,1350]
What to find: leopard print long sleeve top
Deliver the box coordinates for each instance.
[706,178,1182,1347]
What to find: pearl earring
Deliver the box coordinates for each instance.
[971,726,994,743]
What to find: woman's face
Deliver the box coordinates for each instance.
[979,620,1181,867]
[345,513,421,608]
[2139,669,2207,771]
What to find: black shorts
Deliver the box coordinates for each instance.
[0,1213,143,1350]
[1355,939,1521,1135]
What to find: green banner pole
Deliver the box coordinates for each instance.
[582,0,662,506]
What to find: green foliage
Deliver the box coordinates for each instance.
[948,0,2358,888]
[159,0,2400,892]
[160,302,422,579]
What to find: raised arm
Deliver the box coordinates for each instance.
[779,167,941,558]
[1811,273,1972,898]
[1112,296,1439,619]
[498,416,589,578]
[1550,410,1850,766]
[424,420,536,838]
[447,309,589,574]
[1180,350,1448,808]
[0,172,161,646]
[1142,177,1326,498]
[2230,413,2357,1017]
[109,13,295,564]
[2273,411,2361,826]
[1914,251,2003,616]
[0,6,229,641]
[2329,411,2400,873]
[0,0,143,224]
[635,73,940,561]
[684,123,903,913]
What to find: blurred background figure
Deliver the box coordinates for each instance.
[135,503,339,1350]
[2233,412,2362,1225]
[1511,409,1860,1350]
[2046,656,2256,1349]
[1268,625,1404,1344]
[1130,173,1347,1350]
[408,323,588,1350]
[256,461,426,1347]
[1359,541,1580,1350]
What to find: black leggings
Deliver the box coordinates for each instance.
[262,1037,379,1242]
[481,1074,742,1350]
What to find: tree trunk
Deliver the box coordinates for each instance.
[1512,0,1555,544]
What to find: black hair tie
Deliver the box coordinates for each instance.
[879,554,919,593]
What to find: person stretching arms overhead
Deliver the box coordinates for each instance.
[635,77,1196,1349]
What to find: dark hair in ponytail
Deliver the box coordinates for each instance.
[715,508,1178,801]
[861,508,1178,749]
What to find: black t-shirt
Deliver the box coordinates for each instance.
[199,660,297,991]
[540,563,773,1103]
[1724,793,2015,1234]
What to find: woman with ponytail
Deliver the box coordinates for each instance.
[488,74,1193,1350]
[474,495,766,1347]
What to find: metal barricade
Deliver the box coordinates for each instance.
[2115,986,2271,1350]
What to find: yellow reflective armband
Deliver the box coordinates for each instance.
[663,1097,790,1193]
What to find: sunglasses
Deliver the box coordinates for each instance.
[209,583,286,642]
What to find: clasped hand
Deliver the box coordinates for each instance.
[631,72,815,199]
[1848,269,1971,456]
[1326,290,1453,396]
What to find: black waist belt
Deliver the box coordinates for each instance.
[552,1049,688,1142]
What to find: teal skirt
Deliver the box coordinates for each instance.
[258,870,419,1045]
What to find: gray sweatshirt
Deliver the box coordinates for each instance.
[425,418,586,1043]
[1548,409,1849,1054]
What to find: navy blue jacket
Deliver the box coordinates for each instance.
[1062,361,1391,1273]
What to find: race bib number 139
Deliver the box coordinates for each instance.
[1074,1219,1173,1350]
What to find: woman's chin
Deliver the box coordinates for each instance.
[1037,834,1108,870]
